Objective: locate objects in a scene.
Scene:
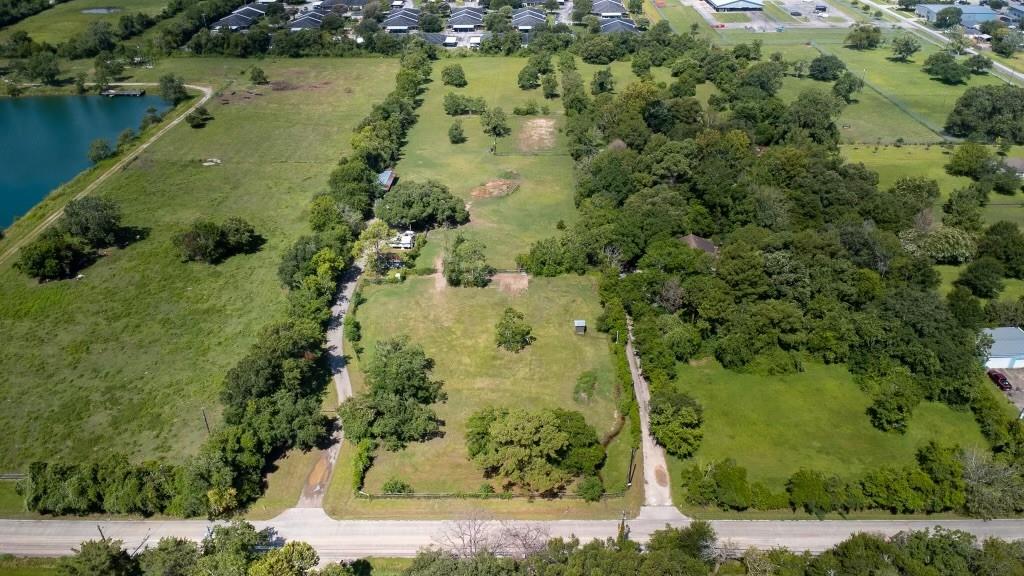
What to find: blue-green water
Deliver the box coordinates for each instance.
[0,95,169,228]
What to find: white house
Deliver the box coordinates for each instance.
[388,231,416,250]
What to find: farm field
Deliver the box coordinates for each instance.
[667,360,988,500]
[0,0,168,44]
[0,58,397,471]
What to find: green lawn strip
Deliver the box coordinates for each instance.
[764,1,799,24]
[0,556,59,576]
[668,360,987,498]
[652,0,718,35]
[351,275,620,494]
[713,11,750,22]
[0,59,397,471]
[244,447,322,521]
[0,0,168,44]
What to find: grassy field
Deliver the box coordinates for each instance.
[0,58,397,471]
[714,11,751,22]
[0,556,58,576]
[0,0,168,44]
[347,275,624,493]
[648,0,718,34]
[668,360,988,497]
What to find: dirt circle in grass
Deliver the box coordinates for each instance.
[518,118,556,152]
[471,179,519,198]
[493,272,528,294]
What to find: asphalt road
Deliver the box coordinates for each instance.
[4,507,1024,561]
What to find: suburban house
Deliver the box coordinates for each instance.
[704,0,764,11]
[591,0,628,17]
[383,8,420,32]
[1009,2,1024,21]
[681,233,719,256]
[388,231,416,250]
[448,7,485,30]
[288,8,327,30]
[599,17,637,32]
[211,3,268,31]
[512,7,547,30]
[915,3,998,26]
[984,327,1024,369]
[320,0,369,16]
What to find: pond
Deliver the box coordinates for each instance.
[0,94,169,228]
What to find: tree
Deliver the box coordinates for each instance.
[352,220,394,275]
[62,197,122,248]
[443,234,494,287]
[946,84,1024,142]
[955,256,1005,298]
[172,218,260,264]
[572,0,593,21]
[495,307,535,352]
[441,64,467,87]
[891,35,921,61]
[935,6,962,28]
[966,53,993,74]
[576,476,603,501]
[249,66,268,85]
[518,63,540,90]
[541,73,558,99]
[845,24,882,49]
[961,448,1024,518]
[467,407,573,494]
[138,537,199,576]
[57,538,137,576]
[185,106,213,128]
[482,107,511,138]
[978,221,1024,278]
[832,71,864,103]
[993,30,1024,58]
[783,88,843,146]
[591,67,615,94]
[923,52,970,84]
[88,139,113,164]
[648,388,704,457]
[946,142,994,179]
[376,180,469,230]
[248,542,319,576]
[15,229,94,281]
[158,74,188,104]
[22,50,59,84]
[808,54,846,81]
[448,120,466,144]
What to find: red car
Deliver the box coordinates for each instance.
[988,369,1013,392]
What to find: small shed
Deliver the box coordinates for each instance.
[681,233,719,256]
[574,320,587,335]
[378,168,397,191]
[984,326,1024,369]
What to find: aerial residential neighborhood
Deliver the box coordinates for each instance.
[7,0,1024,572]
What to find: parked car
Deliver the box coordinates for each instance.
[790,10,802,15]
[988,369,1013,391]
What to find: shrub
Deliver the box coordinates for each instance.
[172,217,260,263]
[513,99,541,116]
[574,371,597,403]
[185,106,213,128]
[352,439,375,491]
[576,476,604,501]
[955,256,1005,298]
[381,477,414,494]
[250,66,268,84]
[14,229,94,281]
[495,307,535,352]
[448,120,466,144]
[88,138,113,163]
[443,92,487,115]
[441,64,467,87]
[443,234,494,287]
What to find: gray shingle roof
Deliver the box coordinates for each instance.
[592,0,627,12]
[986,327,1024,358]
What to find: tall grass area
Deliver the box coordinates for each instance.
[0,59,397,471]
[0,0,168,44]
[0,556,58,576]
[668,360,987,498]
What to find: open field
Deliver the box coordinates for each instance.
[0,59,397,471]
[668,360,988,499]
[714,11,751,22]
[0,556,58,576]
[0,0,168,44]
[346,275,625,493]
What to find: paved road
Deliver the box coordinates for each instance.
[296,265,361,508]
[625,318,682,516]
[0,83,214,266]
[4,507,1024,560]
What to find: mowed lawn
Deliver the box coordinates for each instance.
[349,275,624,494]
[0,0,168,44]
[0,59,396,471]
[669,360,988,496]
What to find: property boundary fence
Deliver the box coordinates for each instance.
[356,490,628,500]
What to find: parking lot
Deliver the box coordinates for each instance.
[683,0,856,31]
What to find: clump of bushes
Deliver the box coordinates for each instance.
[443,92,488,116]
[172,217,261,263]
[15,197,127,281]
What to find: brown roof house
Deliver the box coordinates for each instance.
[680,233,719,256]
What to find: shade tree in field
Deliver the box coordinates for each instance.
[808,54,846,81]
[947,84,1024,142]
[443,234,494,287]
[923,51,971,84]
[890,35,921,61]
[172,217,261,264]
[845,24,882,49]
[482,106,512,138]
[495,307,535,352]
[441,63,467,87]
[14,228,95,281]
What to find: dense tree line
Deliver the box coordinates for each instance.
[947,84,1024,143]
[0,0,69,27]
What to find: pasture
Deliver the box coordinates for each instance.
[0,0,168,44]
[0,58,397,471]
[668,360,988,497]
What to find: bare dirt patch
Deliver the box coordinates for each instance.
[518,118,556,152]
[433,255,446,292]
[493,272,528,294]
[471,179,520,199]
[270,81,298,91]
